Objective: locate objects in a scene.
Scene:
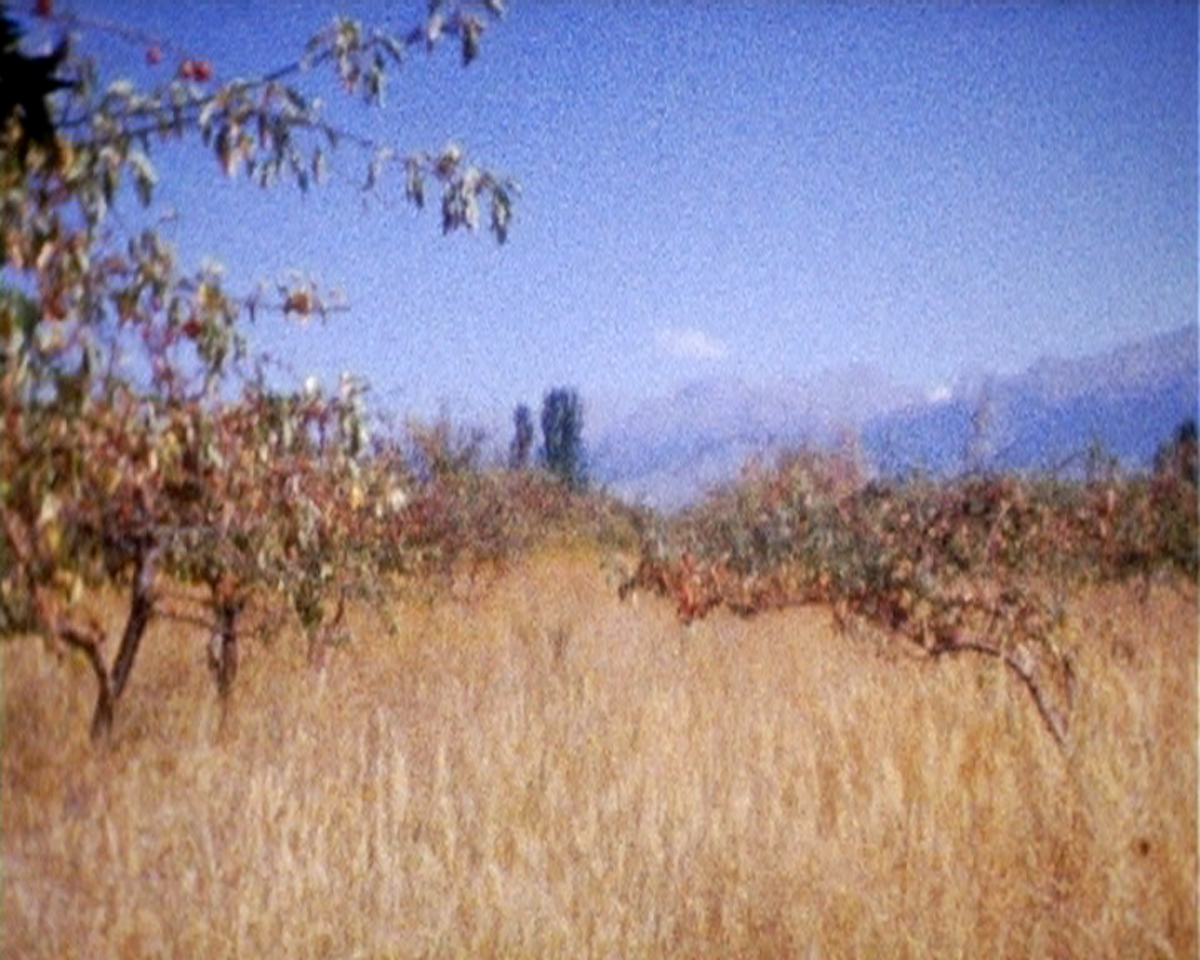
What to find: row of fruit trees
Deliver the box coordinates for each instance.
[620,437,1197,745]
[1,1,529,738]
[3,2,1195,748]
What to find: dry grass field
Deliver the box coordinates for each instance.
[2,545,1196,958]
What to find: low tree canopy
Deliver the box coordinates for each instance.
[0,0,515,737]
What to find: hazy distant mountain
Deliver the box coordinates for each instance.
[593,325,1198,511]
[592,364,921,510]
[862,325,1197,477]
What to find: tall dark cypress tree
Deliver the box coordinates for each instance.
[540,387,586,490]
[510,403,534,469]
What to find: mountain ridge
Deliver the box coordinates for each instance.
[593,325,1198,511]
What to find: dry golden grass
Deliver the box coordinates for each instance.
[3,545,1196,957]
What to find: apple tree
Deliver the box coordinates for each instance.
[0,0,513,738]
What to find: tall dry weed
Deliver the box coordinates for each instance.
[3,547,1195,957]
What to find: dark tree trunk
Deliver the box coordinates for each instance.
[90,543,158,739]
[207,598,240,698]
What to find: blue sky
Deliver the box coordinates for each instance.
[30,2,1200,434]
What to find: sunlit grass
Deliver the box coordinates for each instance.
[3,546,1195,957]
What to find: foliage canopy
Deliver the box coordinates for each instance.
[0,0,519,737]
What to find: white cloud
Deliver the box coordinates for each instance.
[654,327,728,361]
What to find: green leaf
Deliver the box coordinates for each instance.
[198,98,219,138]
[405,158,425,207]
[380,34,406,64]
[463,193,479,231]
[127,150,158,207]
[490,186,512,243]
[425,12,444,46]
[105,79,135,101]
[461,17,482,66]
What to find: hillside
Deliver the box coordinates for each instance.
[864,324,1199,477]
[594,325,1198,510]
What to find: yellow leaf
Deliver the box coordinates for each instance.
[40,518,62,557]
